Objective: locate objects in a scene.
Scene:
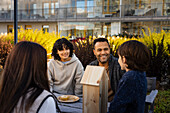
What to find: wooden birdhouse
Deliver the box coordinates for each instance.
[80,65,108,113]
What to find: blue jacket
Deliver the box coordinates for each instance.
[108,70,147,113]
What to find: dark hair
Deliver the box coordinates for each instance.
[93,38,110,49]
[118,40,150,71]
[0,41,49,113]
[52,38,73,60]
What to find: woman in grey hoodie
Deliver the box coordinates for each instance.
[48,38,84,96]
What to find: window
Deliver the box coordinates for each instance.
[87,0,94,12]
[26,4,30,15]
[77,0,85,13]
[43,1,59,17]
[103,24,111,36]
[163,0,170,15]
[125,0,151,9]
[51,1,59,15]
[87,0,94,17]
[7,25,13,33]
[42,25,49,33]
[103,0,120,14]
[7,25,21,33]
[76,0,94,17]
[33,4,36,15]
[51,3,55,14]
[55,2,59,8]
[104,0,107,12]
[25,25,32,30]
[162,26,170,32]
[44,3,49,15]
[25,2,37,17]
[71,0,76,7]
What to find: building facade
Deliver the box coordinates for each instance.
[0,0,169,37]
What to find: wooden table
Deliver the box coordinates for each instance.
[54,90,158,113]
[54,93,110,113]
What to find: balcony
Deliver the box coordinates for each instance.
[0,3,169,23]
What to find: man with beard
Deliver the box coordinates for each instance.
[89,38,124,102]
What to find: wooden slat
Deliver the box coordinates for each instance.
[145,90,158,104]
[99,69,108,113]
[83,85,100,113]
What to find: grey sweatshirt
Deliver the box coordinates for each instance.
[48,54,84,95]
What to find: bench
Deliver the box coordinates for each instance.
[145,90,158,113]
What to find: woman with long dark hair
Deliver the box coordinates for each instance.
[0,41,59,113]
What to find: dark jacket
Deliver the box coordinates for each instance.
[108,70,147,113]
[89,54,124,94]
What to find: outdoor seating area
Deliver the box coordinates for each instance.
[0,64,164,113]
[0,28,169,113]
[0,0,170,112]
[55,66,159,113]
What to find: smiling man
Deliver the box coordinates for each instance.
[89,38,124,102]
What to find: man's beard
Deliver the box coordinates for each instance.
[99,60,108,64]
[98,54,109,64]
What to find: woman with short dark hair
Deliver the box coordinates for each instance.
[0,41,59,113]
[109,40,150,113]
[48,38,84,95]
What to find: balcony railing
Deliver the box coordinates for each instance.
[0,3,169,21]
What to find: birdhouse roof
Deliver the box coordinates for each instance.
[80,65,107,86]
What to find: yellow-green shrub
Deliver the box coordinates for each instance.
[73,29,169,82]
[0,36,13,67]
[139,29,170,57]
[1,28,61,54]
